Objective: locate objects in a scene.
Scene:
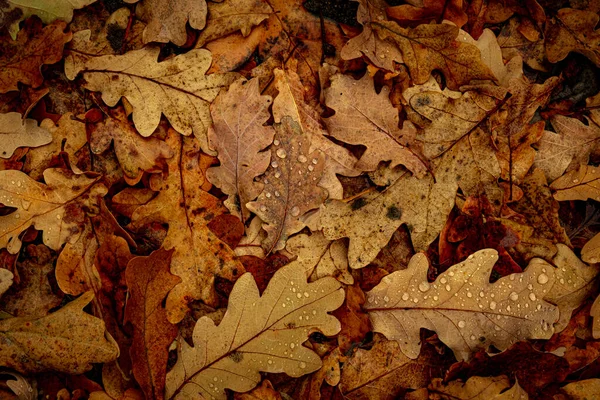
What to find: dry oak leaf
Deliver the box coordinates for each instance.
[319,171,454,268]
[545,8,600,67]
[235,380,281,400]
[0,112,52,158]
[582,233,600,265]
[285,231,353,284]
[0,20,72,93]
[340,0,404,71]
[324,73,426,176]
[534,116,600,182]
[195,0,271,48]
[273,68,359,200]
[1,0,96,38]
[387,0,468,28]
[498,18,547,72]
[495,121,544,183]
[0,268,13,297]
[206,77,275,223]
[64,46,239,154]
[0,291,118,374]
[560,379,600,400]
[426,376,528,400]
[0,169,106,254]
[544,244,600,332]
[87,106,174,185]
[247,117,327,253]
[23,113,87,180]
[551,164,600,202]
[373,20,495,90]
[164,263,345,400]
[125,248,181,400]
[130,130,242,322]
[365,249,559,361]
[124,0,207,46]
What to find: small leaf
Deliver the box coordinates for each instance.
[0,112,52,158]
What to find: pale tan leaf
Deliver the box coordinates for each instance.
[428,376,528,399]
[0,268,13,298]
[582,233,600,265]
[365,249,559,360]
[0,291,118,374]
[206,78,274,223]
[319,171,455,268]
[125,0,207,46]
[195,0,271,48]
[0,169,106,254]
[340,0,404,71]
[273,68,359,199]
[131,130,242,322]
[247,117,327,253]
[285,231,353,284]
[591,294,600,339]
[234,216,267,258]
[64,46,239,153]
[545,244,600,332]
[534,116,600,182]
[164,263,345,400]
[551,164,600,202]
[324,73,427,176]
[0,112,52,158]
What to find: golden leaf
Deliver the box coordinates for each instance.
[0,112,52,158]
[551,164,600,202]
[426,376,528,400]
[164,263,344,400]
[545,8,600,66]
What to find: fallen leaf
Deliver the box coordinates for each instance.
[387,0,468,28]
[0,268,14,297]
[0,20,72,93]
[195,0,271,48]
[365,249,559,360]
[235,380,282,400]
[125,0,207,46]
[86,106,174,185]
[551,164,600,202]
[545,8,600,66]
[592,295,600,339]
[164,263,345,400]
[373,21,495,89]
[273,68,359,199]
[582,233,600,264]
[130,130,242,322]
[0,291,118,374]
[206,77,275,223]
[125,248,181,400]
[495,121,544,183]
[247,116,327,253]
[64,46,239,153]
[324,73,426,176]
[0,112,52,158]
[427,375,528,399]
[498,18,547,72]
[207,214,245,250]
[340,0,404,71]
[560,379,600,399]
[0,169,106,254]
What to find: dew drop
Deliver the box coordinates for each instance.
[509,292,519,301]
[268,360,273,365]
[470,335,476,340]
[413,298,419,303]
[260,205,267,212]
[311,158,318,164]
[290,343,295,349]
[479,291,485,297]
[489,301,497,310]
[440,277,447,284]
[467,292,473,298]
[448,271,455,277]
[299,362,306,369]
[529,293,536,301]
[296,293,302,299]
[458,320,466,328]
[56,214,61,220]
[304,292,309,298]
[276,148,287,158]
[282,303,286,308]
[291,206,300,216]
[537,273,549,285]
[21,199,31,210]
[312,310,317,315]
[266,192,272,198]
[274,139,280,145]
[559,278,565,284]
[274,190,280,197]
[418,282,430,292]
[445,284,451,292]
[402,293,409,301]
[308,165,314,171]
[14,214,20,219]
[507,305,511,312]
[271,161,279,168]
[298,155,308,163]
[384,296,389,302]
[274,171,281,178]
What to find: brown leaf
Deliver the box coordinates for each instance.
[0,268,13,297]
[0,291,118,374]
[551,164,600,202]
[235,380,282,400]
[560,379,600,399]
[125,248,180,400]
[494,121,544,182]
[426,375,528,399]
[86,106,174,185]
[247,117,327,253]
[331,285,371,354]
[545,8,600,66]
[164,263,345,400]
[373,21,495,89]
[206,78,275,223]
[0,112,52,159]
[340,0,404,71]
[207,214,245,249]
[498,18,547,72]
[387,0,468,28]
[126,0,207,46]
[0,20,72,93]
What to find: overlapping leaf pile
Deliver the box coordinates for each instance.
[1,0,600,399]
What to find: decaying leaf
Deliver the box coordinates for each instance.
[206,78,274,222]
[247,117,327,253]
[0,169,106,254]
[0,20,72,93]
[0,268,13,297]
[0,291,118,374]
[164,263,345,400]
[130,130,242,322]
[65,46,239,153]
[125,248,180,400]
[551,164,600,202]
[0,112,52,158]
[387,0,468,28]
[560,379,600,400]
[365,249,559,360]
[125,0,207,46]
[545,8,600,66]
[426,376,528,399]
[324,73,426,176]
[373,21,495,89]
[340,0,404,71]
